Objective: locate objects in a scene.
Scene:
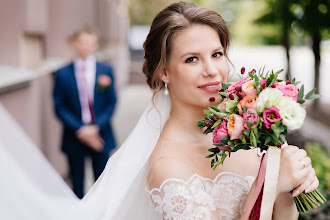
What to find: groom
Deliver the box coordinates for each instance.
[53,27,117,199]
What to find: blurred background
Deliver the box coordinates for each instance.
[0,0,329,218]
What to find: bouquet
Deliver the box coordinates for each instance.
[197,67,326,213]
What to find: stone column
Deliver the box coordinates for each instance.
[96,0,130,89]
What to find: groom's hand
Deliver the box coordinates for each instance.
[76,125,104,152]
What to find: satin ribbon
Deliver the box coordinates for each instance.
[243,146,281,220]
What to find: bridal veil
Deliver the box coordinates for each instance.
[0,90,171,220]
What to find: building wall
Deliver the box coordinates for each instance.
[0,0,130,176]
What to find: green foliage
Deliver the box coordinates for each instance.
[129,0,217,25]
[299,143,330,219]
[305,143,330,191]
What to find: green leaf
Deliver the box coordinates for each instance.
[266,74,274,87]
[208,148,220,153]
[253,127,259,139]
[297,99,305,104]
[274,69,284,76]
[210,106,220,112]
[222,83,229,91]
[205,154,214,158]
[305,88,317,99]
[219,92,228,97]
[297,84,304,101]
[251,132,257,148]
[220,136,230,144]
[211,119,222,129]
[275,119,281,127]
[279,134,286,143]
[242,129,251,136]
[233,144,250,151]
[245,121,254,128]
[265,136,272,145]
[197,120,204,127]
[306,94,321,100]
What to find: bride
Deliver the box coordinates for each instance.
[0,1,319,220]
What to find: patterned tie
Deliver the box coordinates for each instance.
[80,64,96,124]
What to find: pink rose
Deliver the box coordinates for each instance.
[262,107,282,129]
[217,98,228,112]
[237,95,258,113]
[218,145,231,150]
[226,78,250,95]
[213,120,229,144]
[227,114,244,140]
[243,109,260,129]
[276,84,299,101]
[242,80,257,97]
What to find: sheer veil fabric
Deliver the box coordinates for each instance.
[0,90,171,220]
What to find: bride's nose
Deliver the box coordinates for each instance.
[202,59,218,77]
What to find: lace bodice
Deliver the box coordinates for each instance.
[147,172,255,220]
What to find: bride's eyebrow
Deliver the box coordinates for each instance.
[180,52,200,59]
[213,46,224,52]
[180,46,224,59]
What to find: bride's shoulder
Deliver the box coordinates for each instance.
[147,141,195,190]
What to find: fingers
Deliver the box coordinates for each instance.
[305,176,319,194]
[299,157,311,170]
[88,135,104,152]
[292,169,315,197]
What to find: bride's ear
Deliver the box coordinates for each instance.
[159,68,170,84]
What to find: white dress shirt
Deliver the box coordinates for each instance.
[74,55,96,124]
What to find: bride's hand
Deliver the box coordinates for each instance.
[276,144,316,197]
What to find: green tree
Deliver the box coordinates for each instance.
[254,0,296,81]
[293,0,330,109]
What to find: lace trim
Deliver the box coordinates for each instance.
[146,171,255,194]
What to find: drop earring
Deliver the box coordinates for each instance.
[164,83,169,96]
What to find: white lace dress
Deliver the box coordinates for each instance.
[147,172,255,220]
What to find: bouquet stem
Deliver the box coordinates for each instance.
[294,189,326,213]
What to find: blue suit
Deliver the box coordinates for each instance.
[53,61,117,198]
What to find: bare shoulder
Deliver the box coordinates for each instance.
[147,141,195,190]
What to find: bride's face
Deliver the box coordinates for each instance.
[163,24,228,108]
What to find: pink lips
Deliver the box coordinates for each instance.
[198,81,220,93]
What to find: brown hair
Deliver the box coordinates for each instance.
[142,1,230,99]
[69,26,99,42]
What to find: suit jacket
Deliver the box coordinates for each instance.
[53,61,117,155]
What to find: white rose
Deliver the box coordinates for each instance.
[277,97,306,130]
[226,95,239,113]
[256,88,283,113]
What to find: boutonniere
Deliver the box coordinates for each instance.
[97,74,112,92]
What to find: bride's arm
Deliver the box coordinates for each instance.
[241,145,319,220]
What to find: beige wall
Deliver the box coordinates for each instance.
[0,0,130,176]
[0,0,130,87]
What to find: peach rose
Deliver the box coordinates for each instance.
[237,95,258,113]
[242,80,257,97]
[227,114,244,140]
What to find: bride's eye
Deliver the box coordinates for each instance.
[212,52,223,58]
[185,57,198,63]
